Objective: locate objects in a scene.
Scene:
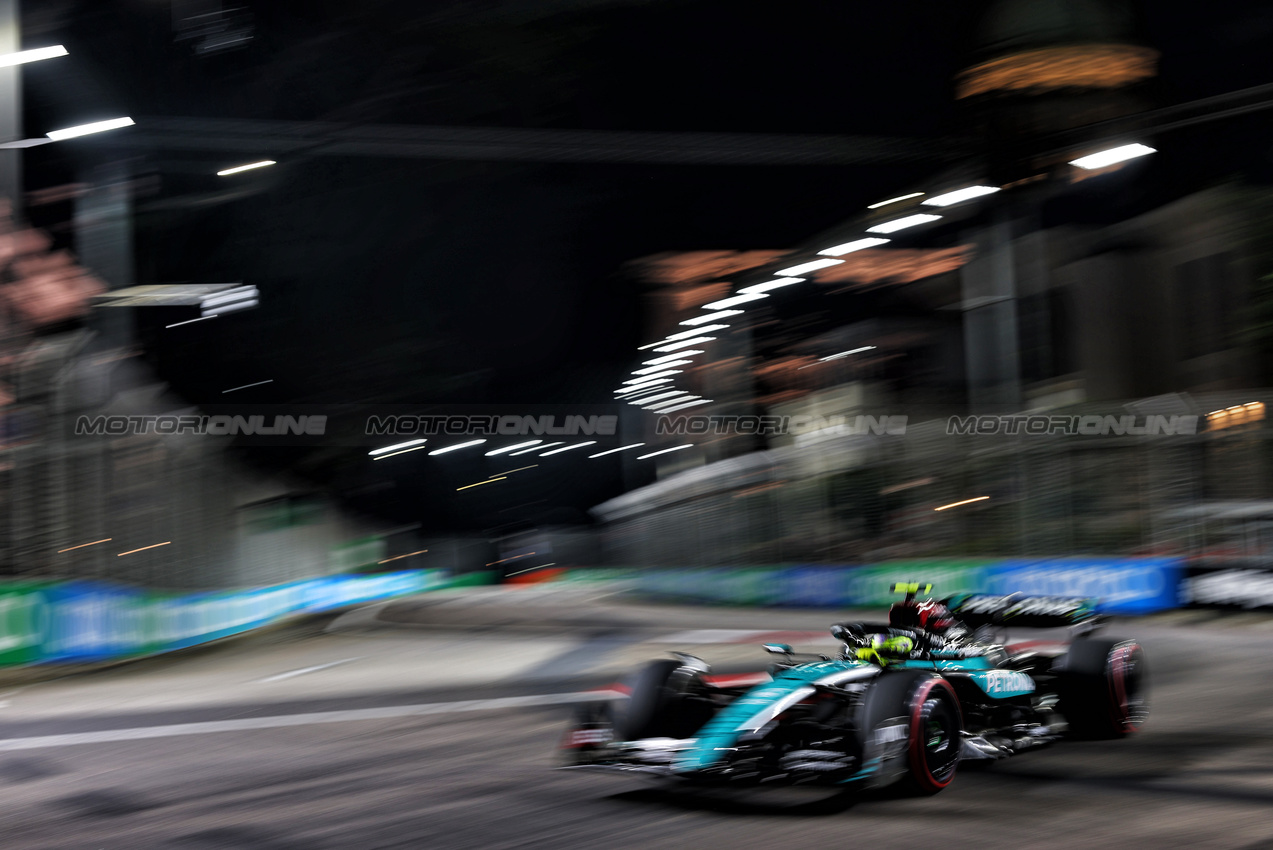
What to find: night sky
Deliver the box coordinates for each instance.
[16,0,1273,531]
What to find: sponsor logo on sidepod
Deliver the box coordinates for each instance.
[978,670,1035,696]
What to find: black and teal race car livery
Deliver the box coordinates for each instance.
[560,583,1147,794]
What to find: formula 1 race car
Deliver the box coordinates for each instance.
[560,583,1147,794]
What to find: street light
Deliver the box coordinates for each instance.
[0,45,67,66]
[922,185,1000,206]
[623,369,681,383]
[652,337,715,353]
[866,213,941,234]
[46,117,135,141]
[217,160,276,176]
[819,345,876,361]
[657,398,712,412]
[867,192,923,209]
[702,293,767,310]
[666,324,729,340]
[818,238,888,257]
[616,378,672,393]
[634,360,690,374]
[738,277,803,294]
[1069,143,1156,170]
[680,310,743,326]
[643,350,703,365]
[776,258,843,276]
[427,439,486,456]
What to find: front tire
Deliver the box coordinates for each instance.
[612,659,714,740]
[859,671,963,794]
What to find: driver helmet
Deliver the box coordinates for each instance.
[888,599,956,633]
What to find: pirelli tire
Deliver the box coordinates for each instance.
[859,670,963,795]
[1057,637,1148,739]
[611,659,714,741]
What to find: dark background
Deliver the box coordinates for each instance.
[15,0,1273,531]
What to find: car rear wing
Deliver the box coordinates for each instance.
[943,594,1099,629]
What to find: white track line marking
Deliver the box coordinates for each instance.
[257,657,362,683]
[0,690,623,752]
[657,629,766,644]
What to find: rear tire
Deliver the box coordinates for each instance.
[1057,638,1148,738]
[859,671,962,794]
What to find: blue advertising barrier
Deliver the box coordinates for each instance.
[984,558,1181,615]
[41,581,147,664]
[0,569,451,667]
[622,558,1184,615]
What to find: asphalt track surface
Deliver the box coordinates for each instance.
[0,590,1270,849]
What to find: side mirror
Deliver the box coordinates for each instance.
[762,643,794,656]
[670,651,710,672]
[830,625,848,641]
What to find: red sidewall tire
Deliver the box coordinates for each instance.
[1107,642,1144,735]
[907,677,962,793]
[1058,637,1148,739]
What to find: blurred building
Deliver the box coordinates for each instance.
[595,0,1273,566]
[0,322,388,589]
[0,181,406,589]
